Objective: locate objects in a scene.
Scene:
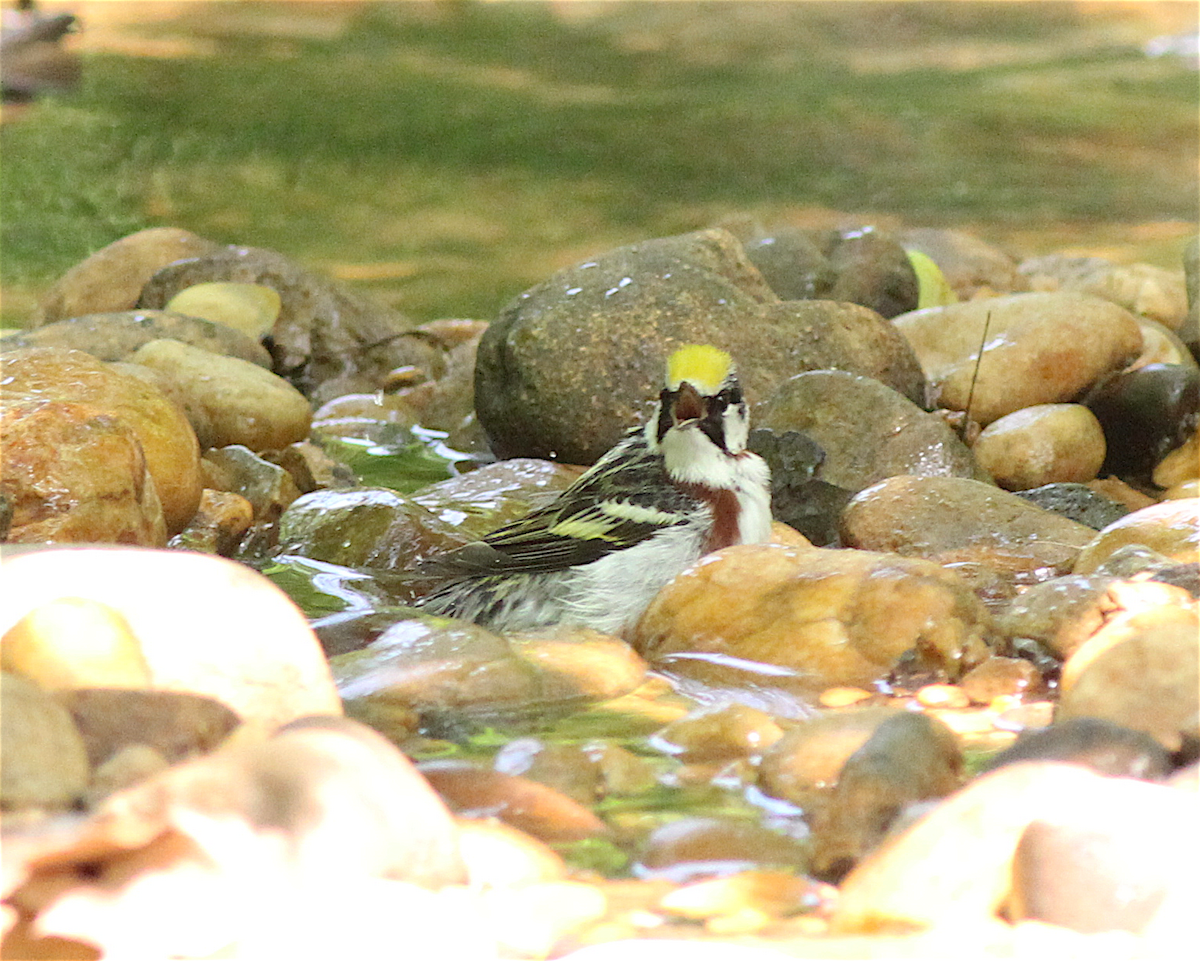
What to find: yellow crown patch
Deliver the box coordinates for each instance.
[665,344,733,393]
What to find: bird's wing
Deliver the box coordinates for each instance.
[428,433,701,576]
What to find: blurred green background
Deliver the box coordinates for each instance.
[2,0,1197,327]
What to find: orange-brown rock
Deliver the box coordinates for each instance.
[635,543,994,699]
[1074,498,1200,573]
[0,400,167,546]
[1,347,201,533]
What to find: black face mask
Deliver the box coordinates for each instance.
[657,382,742,452]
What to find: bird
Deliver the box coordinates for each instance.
[416,344,772,636]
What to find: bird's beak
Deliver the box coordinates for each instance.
[671,381,707,424]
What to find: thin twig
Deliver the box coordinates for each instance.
[960,310,991,442]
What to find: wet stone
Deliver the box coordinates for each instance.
[739,227,836,300]
[819,225,920,319]
[972,404,1106,491]
[650,703,785,763]
[637,817,809,880]
[1084,363,1199,480]
[0,310,274,368]
[1018,254,1189,331]
[168,488,255,555]
[129,338,313,452]
[1058,603,1199,753]
[0,400,168,547]
[747,427,849,546]
[1014,482,1130,531]
[899,227,1024,301]
[757,706,906,807]
[493,738,602,806]
[636,543,994,701]
[760,369,983,493]
[840,475,1096,588]
[995,572,1116,661]
[980,717,1171,781]
[1153,424,1199,489]
[893,292,1143,426]
[332,616,647,727]
[959,656,1043,704]
[475,228,924,463]
[138,244,417,405]
[0,346,202,535]
[807,711,962,882]
[1073,498,1200,574]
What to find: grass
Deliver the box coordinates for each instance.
[2,0,1197,327]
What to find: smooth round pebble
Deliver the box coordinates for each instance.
[840,475,1095,584]
[1,596,151,690]
[130,338,313,452]
[1073,498,1200,573]
[973,404,1105,491]
[30,227,221,326]
[0,548,342,728]
[0,672,90,809]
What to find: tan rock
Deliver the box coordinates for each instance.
[1,596,151,690]
[168,488,254,555]
[636,543,994,700]
[1019,255,1189,331]
[0,309,274,367]
[973,404,1106,491]
[1074,498,1200,573]
[130,339,312,452]
[164,282,281,340]
[893,293,1143,424]
[959,656,1043,704]
[841,475,1095,583]
[418,760,608,843]
[0,347,201,533]
[1153,426,1199,489]
[493,738,602,805]
[653,702,785,763]
[760,369,983,492]
[31,227,221,326]
[831,761,1195,941]
[0,548,342,728]
[0,672,90,809]
[759,709,910,808]
[1058,603,1199,752]
[1131,317,1196,369]
[808,712,963,880]
[456,817,566,888]
[334,619,646,729]
[639,817,809,876]
[0,400,168,546]
[59,687,241,767]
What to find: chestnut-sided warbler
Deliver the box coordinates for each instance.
[418,344,772,635]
